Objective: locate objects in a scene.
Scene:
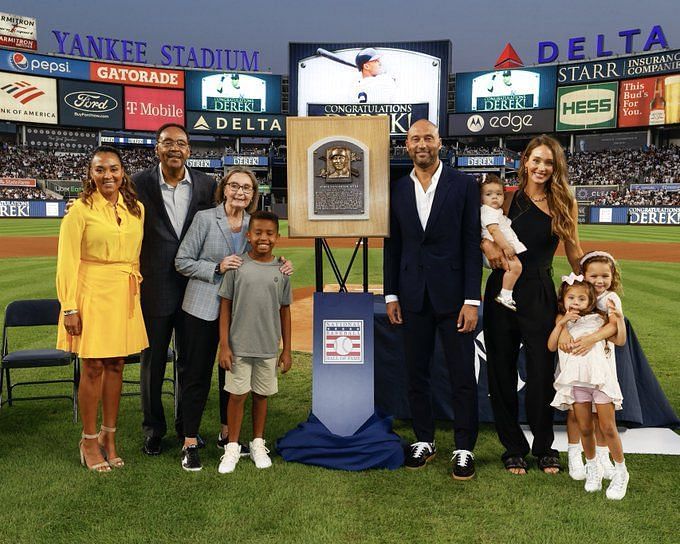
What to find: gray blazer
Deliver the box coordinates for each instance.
[175,204,250,321]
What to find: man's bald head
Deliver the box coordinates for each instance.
[407,119,440,140]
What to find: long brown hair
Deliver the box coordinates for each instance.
[215,166,259,214]
[581,252,623,294]
[80,145,142,218]
[518,135,576,242]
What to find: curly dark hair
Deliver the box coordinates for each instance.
[557,279,606,321]
[80,145,142,218]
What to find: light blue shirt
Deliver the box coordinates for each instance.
[159,164,193,237]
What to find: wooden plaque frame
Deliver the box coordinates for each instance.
[287,116,390,238]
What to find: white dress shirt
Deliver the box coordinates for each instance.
[385,161,480,307]
[159,164,193,237]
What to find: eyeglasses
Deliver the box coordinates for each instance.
[158,139,189,149]
[227,182,254,195]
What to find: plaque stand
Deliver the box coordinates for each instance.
[314,238,369,293]
[277,116,403,470]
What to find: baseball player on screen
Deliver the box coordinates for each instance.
[352,48,398,104]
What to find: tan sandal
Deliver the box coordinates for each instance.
[99,425,124,468]
[79,432,111,472]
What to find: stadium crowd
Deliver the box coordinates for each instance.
[568,145,680,186]
[593,189,680,207]
[0,145,157,181]
[2,143,680,206]
[0,186,48,200]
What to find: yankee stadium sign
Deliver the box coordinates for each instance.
[51,30,260,71]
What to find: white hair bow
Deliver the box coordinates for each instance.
[561,272,584,285]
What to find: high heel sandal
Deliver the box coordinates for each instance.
[99,425,124,468]
[79,432,111,472]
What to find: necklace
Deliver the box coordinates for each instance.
[225,208,243,232]
[528,193,548,203]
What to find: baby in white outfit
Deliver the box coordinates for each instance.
[480,174,527,311]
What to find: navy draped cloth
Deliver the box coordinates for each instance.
[373,297,678,428]
[276,411,404,470]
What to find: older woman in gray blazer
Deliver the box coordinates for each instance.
[174,167,267,471]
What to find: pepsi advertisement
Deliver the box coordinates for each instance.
[455,66,557,113]
[0,49,90,80]
[58,79,123,129]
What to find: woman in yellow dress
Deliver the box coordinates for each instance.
[56,145,148,472]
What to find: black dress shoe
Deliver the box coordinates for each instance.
[451,450,475,480]
[143,436,162,456]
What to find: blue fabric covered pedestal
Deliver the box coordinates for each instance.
[276,411,404,471]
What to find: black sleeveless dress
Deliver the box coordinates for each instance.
[483,190,560,461]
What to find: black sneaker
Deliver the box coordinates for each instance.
[405,441,436,469]
[217,433,250,458]
[451,449,475,480]
[181,445,202,472]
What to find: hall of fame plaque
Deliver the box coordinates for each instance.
[307,137,369,220]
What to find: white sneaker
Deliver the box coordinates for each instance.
[568,450,586,481]
[584,460,603,492]
[249,437,272,469]
[606,469,630,500]
[597,452,616,480]
[218,442,241,474]
[494,295,517,312]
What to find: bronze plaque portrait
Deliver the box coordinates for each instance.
[308,138,369,220]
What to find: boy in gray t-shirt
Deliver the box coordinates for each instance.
[217,211,292,473]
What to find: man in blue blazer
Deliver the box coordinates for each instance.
[383,119,482,479]
[133,123,217,455]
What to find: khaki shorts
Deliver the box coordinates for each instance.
[225,356,278,396]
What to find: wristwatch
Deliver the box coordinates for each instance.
[215,264,222,275]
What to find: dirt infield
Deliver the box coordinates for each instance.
[2,235,677,353]
[0,236,678,262]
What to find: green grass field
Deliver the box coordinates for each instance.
[0,219,678,543]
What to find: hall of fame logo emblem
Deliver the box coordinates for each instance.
[323,320,363,364]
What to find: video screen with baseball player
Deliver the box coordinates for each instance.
[455,66,557,113]
[185,71,282,113]
[289,41,450,135]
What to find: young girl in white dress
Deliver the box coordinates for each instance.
[549,273,630,500]
[479,174,527,311]
[565,251,627,481]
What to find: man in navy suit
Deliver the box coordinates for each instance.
[133,123,217,456]
[383,119,482,479]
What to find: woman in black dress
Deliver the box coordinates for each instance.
[482,135,583,474]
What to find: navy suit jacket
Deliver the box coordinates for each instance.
[132,165,217,318]
[383,164,482,314]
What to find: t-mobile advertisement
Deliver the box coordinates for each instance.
[124,86,184,131]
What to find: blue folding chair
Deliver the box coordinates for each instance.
[1,299,79,422]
